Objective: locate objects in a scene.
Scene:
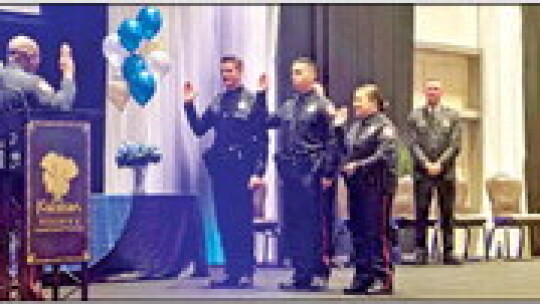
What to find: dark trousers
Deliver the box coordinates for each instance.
[414,177,456,256]
[281,175,325,284]
[347,182,392,283]
[210,164,255,279]
[318,183,335,279]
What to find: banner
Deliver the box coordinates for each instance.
[25,120,90,265]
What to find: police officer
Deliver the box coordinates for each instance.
[340,84,397,295]
[182,56,268,289]
[0,35,76,300]
[312,83,339,286]
[262,57,340,291]
[407,78,462,265]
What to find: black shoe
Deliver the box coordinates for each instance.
[279,280,322,292]
[208,277,241,289]
[237,276,254,289]
[367,278,393,295]
[443,256,462,265]
[343,277,375,295]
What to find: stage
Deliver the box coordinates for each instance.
[52,259,540,300]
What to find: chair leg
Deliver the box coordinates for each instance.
[464,227,471,260]
[485,227,496,261]
[504,227,511,259]
[518,226,525,260]
[430,226,439,261]
[393,224,402,266]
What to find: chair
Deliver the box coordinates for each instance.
[452,181,487,260]
[485,175,540,260]
[392,176,440,262]
[252,184,279,266]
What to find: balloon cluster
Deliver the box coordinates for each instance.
[103,6,171,109]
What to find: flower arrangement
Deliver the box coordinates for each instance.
[115,142,162,168]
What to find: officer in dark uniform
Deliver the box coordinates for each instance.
[262,57,339,291]
[182,56,268,289]
[340,84,397,295]
[0,36,76,300]
[312,83,339,286]
[407,78,462,265]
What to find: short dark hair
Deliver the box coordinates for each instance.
[220,55,243,71]
[292,57,318,75]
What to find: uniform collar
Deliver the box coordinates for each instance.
[224,85,244,95]
[294,89,315,105]
[425,103,442,113]
[360,111,381,126]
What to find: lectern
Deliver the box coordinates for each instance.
[1,107,92,300]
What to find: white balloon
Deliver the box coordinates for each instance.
[107,80,129,112]
[102,33,129,69]
[146,50,171,77]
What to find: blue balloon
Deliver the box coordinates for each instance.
[128,70,156,106]
[137,6,163,39]
[118,18,143,52]
[122,54,147,82]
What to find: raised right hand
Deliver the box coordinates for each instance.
[183,81,197,103]
[59,43,75,80]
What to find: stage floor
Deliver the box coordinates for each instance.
[66,259,540,300]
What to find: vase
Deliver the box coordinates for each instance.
[132,165,147,194]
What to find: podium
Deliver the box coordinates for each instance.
[1,109,94,300]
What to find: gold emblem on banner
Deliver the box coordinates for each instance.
[40,152,79,202]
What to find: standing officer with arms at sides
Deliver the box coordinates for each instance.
[259,57,340,291]
[340,84,398,295]
[182,56,268,289]
[0,35,76,300]
[407,78,462,265]
[312,82,340,286]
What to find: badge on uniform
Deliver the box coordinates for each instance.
[237,100,248,110]
[367,125,378,136]
[441,119,450,128]
[382,126,396,139]
[306,103,318,113]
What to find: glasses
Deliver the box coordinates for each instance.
[8,48,37,60]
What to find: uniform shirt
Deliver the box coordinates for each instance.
[407,104,461,179]
[342,112,398,192]
[267,89,338,178]
[184,85,268,177]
